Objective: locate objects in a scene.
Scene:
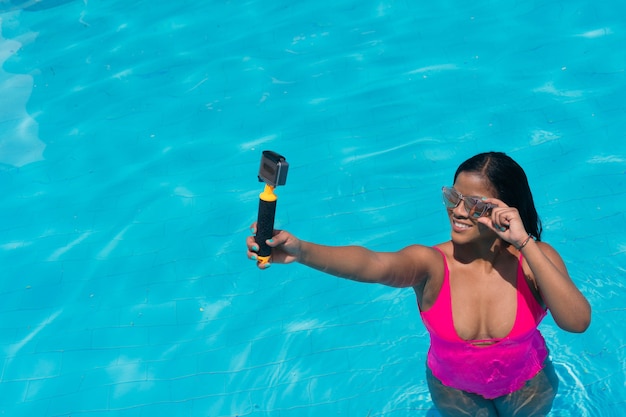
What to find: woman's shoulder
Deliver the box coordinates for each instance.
[395,242,449,281]
[521,239,567,273]
[400,243,448,301]
[398,242,449,260]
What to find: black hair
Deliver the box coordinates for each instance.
[453,152,542,241]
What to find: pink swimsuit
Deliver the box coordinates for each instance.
[420,248,548,399]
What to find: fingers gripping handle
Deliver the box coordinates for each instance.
[255,185,277,264]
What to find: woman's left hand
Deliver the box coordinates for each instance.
[477,198,530,248]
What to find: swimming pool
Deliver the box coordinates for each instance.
[1,0,624,416]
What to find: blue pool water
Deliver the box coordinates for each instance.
[1,1,625,416]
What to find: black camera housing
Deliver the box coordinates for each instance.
[258,150,289,187]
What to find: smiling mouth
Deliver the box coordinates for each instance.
[453,220,472,230]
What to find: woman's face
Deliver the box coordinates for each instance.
[447,171,497,241]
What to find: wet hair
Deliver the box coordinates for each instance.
[453,152,542,241]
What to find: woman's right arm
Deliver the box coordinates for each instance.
[246,225,435,288]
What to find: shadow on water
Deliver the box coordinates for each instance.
[0,0,75,13]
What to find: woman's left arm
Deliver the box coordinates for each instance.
[479,197,591,333]
[521,240,591,333]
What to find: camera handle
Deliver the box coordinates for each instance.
[255,184,278,264]
[254,150,288,265]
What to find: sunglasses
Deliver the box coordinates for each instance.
[442,186,496,218]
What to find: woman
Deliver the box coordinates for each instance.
[246,151,591,416]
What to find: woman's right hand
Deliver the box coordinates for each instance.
[247,222,302,269]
